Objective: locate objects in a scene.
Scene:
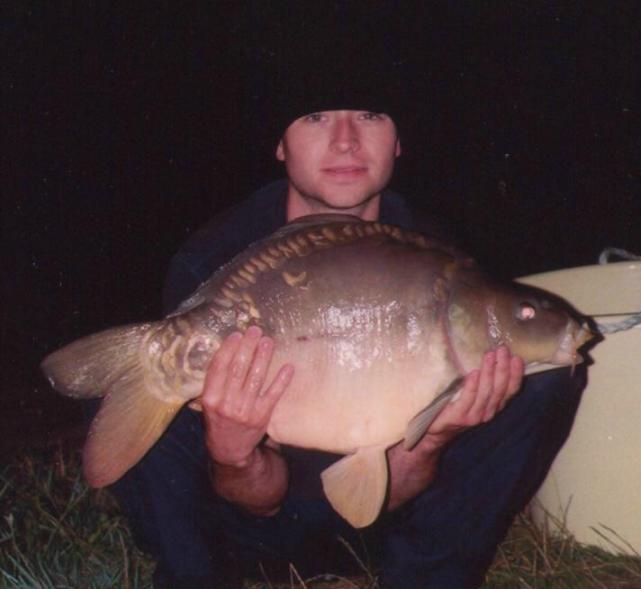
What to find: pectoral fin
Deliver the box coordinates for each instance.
[188,399,203,411]
[403,376,464,450]
[321,446,388,528]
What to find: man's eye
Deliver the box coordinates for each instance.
[304,113,325,123]
[361,112,384,121]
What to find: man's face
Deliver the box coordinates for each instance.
[276,110,401,212]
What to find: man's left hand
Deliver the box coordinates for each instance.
[423,345,524,449]
[386,345,524,510]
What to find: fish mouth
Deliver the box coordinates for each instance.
[551,320,595,370]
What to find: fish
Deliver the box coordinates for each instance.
[41,214,593,528]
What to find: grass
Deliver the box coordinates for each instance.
[2,441,641,589]
[0,441,154,589]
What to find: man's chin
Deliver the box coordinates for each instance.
[315,194,377,212]
[314,184,381,209]
[287,179,384,218]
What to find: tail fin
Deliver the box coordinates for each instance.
[41,323,157,398]
[41,322,185,487]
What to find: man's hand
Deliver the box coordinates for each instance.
[426,346,524,445]
[386,346,524,510]
[202,325,293,516]
[423,345,525,448]
[202,325,294,467]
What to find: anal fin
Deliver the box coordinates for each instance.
[83,379,183,488]
[321,446,388,528]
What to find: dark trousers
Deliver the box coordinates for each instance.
[106,366,586,589]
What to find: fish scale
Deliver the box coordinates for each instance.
[41,214,592,528]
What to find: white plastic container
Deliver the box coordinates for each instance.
[517,262,641,553]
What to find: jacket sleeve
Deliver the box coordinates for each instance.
[160,183,287,316]
[161,254,208,316]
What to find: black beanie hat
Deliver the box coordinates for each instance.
[273,67,403,137]
[263,51,407,144]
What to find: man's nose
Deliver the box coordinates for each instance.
[330,117,359,153]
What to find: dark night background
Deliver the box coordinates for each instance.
[3,2,640,449]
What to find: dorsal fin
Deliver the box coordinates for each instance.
[271,215,436,252]
[170,216,464,322]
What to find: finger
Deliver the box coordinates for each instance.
[224,326,263,413]
[254,364,294,421]
[469,349,496,416]
[455,369,480,412]
[245,336,275,395]
[202,332,243,407]
[482,346,511,421]
[499,355,525,410]
[234,336,275,417]
[507,355,525,395]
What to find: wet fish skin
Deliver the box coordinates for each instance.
[41,214,591,527]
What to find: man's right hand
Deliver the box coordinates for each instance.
[202,325,294,468]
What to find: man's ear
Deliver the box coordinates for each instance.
[395,138,402,158]
[276,139,285,161]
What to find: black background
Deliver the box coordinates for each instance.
[3,2,640,446]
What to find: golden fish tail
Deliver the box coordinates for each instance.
[41,322,185,487]
[41,322,158,398]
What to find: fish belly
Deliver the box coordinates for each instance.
[266,332,457,453]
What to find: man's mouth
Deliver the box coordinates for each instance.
[322,166,368,178]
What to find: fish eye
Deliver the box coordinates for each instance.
[516,302,536,321]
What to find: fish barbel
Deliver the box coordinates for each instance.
[41,214,592,527]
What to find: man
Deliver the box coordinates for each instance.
[112,96,585,588]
